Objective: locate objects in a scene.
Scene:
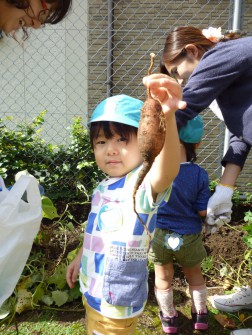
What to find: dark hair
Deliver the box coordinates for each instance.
[182,141,198,163]
[159,53,169,75]
[162,26,241,67]
[90,121,138,149]
[6,0,72,24]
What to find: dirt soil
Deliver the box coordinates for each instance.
[202,202,249,287]
[10,201,252,335]
[58,201,250,287]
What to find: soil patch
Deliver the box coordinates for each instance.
[10,201,251,335]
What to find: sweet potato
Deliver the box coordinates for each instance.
[133,53,166,248]
[134,98,166,193]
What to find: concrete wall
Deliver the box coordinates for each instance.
[0,0,88,144]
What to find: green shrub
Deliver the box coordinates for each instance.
[0,111,102,201]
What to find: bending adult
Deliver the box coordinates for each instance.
[0,0,72,38]
[159,26,252,230]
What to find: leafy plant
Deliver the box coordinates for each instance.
[0,111,53,184]
[0,112,102,201]
[0,200,86,324]
[243,183,252,204]
[242,211,252,277]
[209,179,219,192]
[201,255,214,274]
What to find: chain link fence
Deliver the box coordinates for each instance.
[0,0,252,194]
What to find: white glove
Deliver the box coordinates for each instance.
[206,184,234,234]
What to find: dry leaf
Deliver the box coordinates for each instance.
[214,313,236,329]
[15,289,32,314]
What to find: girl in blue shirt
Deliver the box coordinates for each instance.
[149,115,211,334]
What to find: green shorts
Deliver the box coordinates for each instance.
[149,228,207,268]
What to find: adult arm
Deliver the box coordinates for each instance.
[206,134,251,230]
[206,162,242,233]
[220,163,241,186]
[206,163,240,224]
[222,134,251,169]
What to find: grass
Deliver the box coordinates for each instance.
[1,296,251,335]
[0,309,86,335]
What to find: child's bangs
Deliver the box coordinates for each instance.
[90,121,137,143]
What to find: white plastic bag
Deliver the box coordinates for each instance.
[0,175,42,307]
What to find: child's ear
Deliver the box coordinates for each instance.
[195,140,202,149]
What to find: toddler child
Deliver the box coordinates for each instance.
[149,115,211,334]
[66,74,186,335]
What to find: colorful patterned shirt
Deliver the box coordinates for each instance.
[79,165,171,319]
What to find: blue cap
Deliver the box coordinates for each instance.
[88,94,143,128]
[179,115,204,143]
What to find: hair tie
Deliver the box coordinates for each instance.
[202,27,224,43]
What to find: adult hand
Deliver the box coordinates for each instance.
[142,74,187,114]
[206,184,234,233]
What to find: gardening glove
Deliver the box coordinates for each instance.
[206,184,234,234]
[204,219,224,235]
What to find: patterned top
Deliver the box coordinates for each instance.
[79,165,171,319]
[157,163,210,234]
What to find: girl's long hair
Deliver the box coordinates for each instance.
[162,26,241,66]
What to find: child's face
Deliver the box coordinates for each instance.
[93,130,143,178]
